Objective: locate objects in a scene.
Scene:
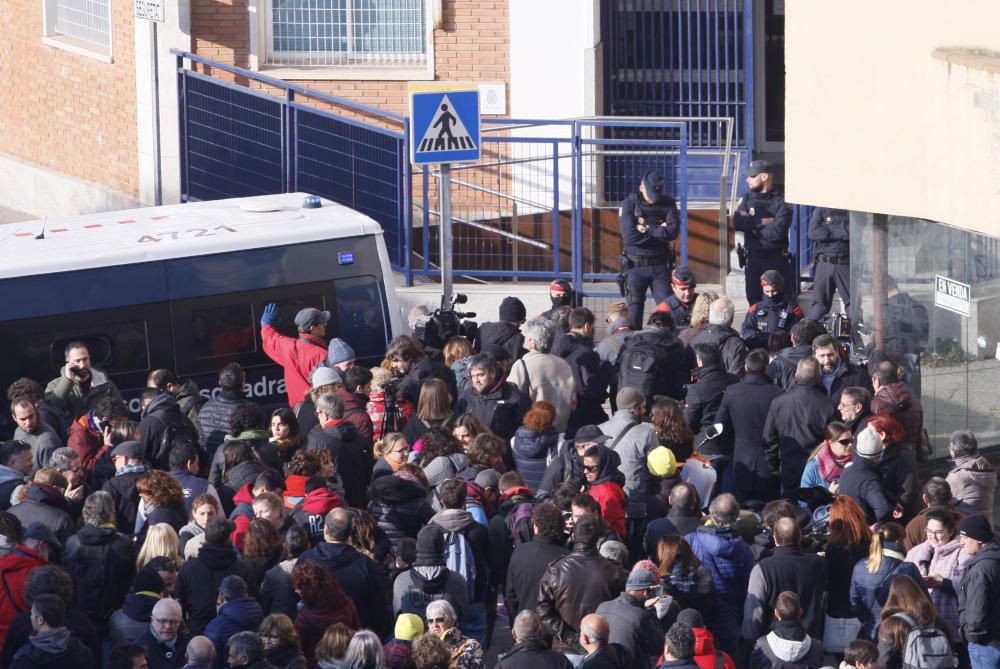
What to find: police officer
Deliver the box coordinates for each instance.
[619,170,681,329]
[734,160,793,304]
[740,269,803,350]
[653,266,698,328]
[807,208,851,319]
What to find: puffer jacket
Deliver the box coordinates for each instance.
[599,410,658,517]
[871,382,923,451]
[367,475,433,549]
[848,543,923,640]
[905,537,970,639]
[510,427,560,493]
[204,596,265,662]
[536,544,629,653]
[946,454,998,521]
[455,379,531,441]
[44,366,121,424]
[197,391,246,459]
[108,592,159,647]
[685,527,754,651]
[63,525,136,624]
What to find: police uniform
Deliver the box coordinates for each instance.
[740,270,803,349]
[619,171,680,329]
[733,160,794,304]
[807,207,851,319]
[653,266,698,328]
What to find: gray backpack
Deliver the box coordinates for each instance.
[890,613,956,669]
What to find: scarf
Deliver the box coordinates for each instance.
[29,627,72,654]
[225,429,270,442]
[817,443,852,482]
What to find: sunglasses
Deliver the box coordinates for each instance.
[583,465,599,473]
[835,438,853,446]
[427,617,448,625]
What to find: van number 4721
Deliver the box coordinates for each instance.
[137,226,237,243]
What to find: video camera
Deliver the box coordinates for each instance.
[420,293,479,349]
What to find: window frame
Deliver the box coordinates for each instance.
[41,0,114,62]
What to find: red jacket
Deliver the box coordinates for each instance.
[586,481,627,539]
[0,546,47,649]
[337,387,375,442]
[365,393,415,442]
[657,628,735,669]
[229,483,256,553]
[67,415,106,477]
[261,325,327,406]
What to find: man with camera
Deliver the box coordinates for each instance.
[44,341,122,427]
[733,160,794,304]
[618,170,680,330]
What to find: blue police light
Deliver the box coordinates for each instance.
[338,252,355,265]
[302,195,322,209]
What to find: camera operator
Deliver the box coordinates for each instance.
[386,335,457,407]
[44,341,122,427]
[619,170,680,329]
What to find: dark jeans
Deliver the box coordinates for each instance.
[627,262,671,329]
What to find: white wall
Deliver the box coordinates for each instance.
[785,1,1000,238]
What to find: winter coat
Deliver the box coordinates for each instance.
[824,542,869,618]
[295,605,361,668]
[367,475,433,550]
[599,410,658,518]
[455,380,531,441]
[306,421,371,509]
[849,543,923,640]
[715,373,783,502]
[392,566,468,622]
[176,542,254,634]
[10,484,75,543]
[9,628,97,669]
[741,296,803,350]
[63,524,137,623]
[108,592,160,647]
[767,345,813,391]
[440,626,484,669]
[14,424,62,474]
[0,546,47,649]
[261,326,327,407]
[838,457,894,524]
[644,509,704,560]
[297,542,386,634]
[396,357,457,408]
[507,351,577,433]
[742,546,827,642]
[66,416,105,481]
[476,321,526,362]
[0,466,23,512]
[3,611,99,669]
[331,386,373,443]
[903,504,967,552]
[614,328,695,403]
[260,559,298,619]
[580,644,631,669]
[958,540,1000,644]
[100,469,146,533]
[291,487,344,546]
[583,446,628,538]
[218,461,265,514]
[946,454,998,522]
[205,596,265,665]
[692,627,735,669]
[505,534,570,616]
[209,432,281,491]
[197,391,246,459]
[266,643,307,669]
[140,392,199,470]
[749,620,824,669]
[683,364,740,452]
[366,392,414,443]
[44,366,121,424]
[596,592,668,669]
[877,446,922,523]
[495,638,573,669]
[430,508,491,602]
[560,332,610,435]
[762,381,835,499]
[510,426,560,493]
[537,544,629,653]
[905,537,970,639]
[137,627,191,669]
[686,527,754,651]
[871,382,923,451]
[243,551,282,599]
[690,325,748,378]
[170,470,222,516]
[818,359,872,407]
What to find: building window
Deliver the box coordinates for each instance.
[265,0,427,68]
[43,0,113,59]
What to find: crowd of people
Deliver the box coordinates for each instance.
[0,285,996,669]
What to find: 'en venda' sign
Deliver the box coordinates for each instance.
[935,275,971,317]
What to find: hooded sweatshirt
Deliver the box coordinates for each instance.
[946,454,998,521]
[430,508,490,601]
[751,619,823,669]
[583,444,627,538]
[692,627,735,669]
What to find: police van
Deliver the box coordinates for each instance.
[0,193,402,418]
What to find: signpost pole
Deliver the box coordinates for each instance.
[439,163,453,305]
[151,20,162,206]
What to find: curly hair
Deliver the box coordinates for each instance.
[136,470,185,512]
[688,290,720,329]
[419,427,462,465]
[411,632,450,669]
[522,401,556,432]
[286,450,322,477]
[229,401,266,436]
[6,378,44,403]
[292,561,354,611]
[244,518,283,559]
[466,433,506,469]
[650,398,695,445]
[386,335,425,363]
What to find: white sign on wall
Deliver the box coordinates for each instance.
[134,0,164,22]
[935,274,971,317]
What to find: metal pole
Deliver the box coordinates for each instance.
[872,213,889,355]
[440,163,453,304]
[151,21,162,205]
[511,201,518,283]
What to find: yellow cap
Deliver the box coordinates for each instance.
[394,613,425,641]
[647,446,678,477]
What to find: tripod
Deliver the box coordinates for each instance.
[380,392,405,437]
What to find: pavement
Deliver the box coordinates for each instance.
[0,205,32,225]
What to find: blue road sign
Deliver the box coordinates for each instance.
[410,89,481,165]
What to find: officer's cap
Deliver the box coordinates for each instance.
[747,160,774,177]
[671,266,696,288]
[760,270,785,291]
[641,171,670,204]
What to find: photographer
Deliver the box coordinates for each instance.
[44,341,122,426]
[386,336,457,407]
[618,170,680,329]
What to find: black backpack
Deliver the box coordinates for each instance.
[148,414,200,469]
[616,337,664,401]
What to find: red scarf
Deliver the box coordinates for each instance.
[817,443,852,482]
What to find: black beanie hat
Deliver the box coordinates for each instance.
[131,568,166,594]
[499,296,527,323]
[959,514,995,543]
[414,525,446,567]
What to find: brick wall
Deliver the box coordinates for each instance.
[0,0,138,197]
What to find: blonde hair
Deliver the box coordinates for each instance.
[443,337,474,366]
[689,291,720,329]
[867,522,905,574]
[137,523,183,572]
[369,367,394,395]
[374,433,407,459]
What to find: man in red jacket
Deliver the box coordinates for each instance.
[0,523,55,650]
[260,304,330,406]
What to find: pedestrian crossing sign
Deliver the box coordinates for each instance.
[409,88,481,165]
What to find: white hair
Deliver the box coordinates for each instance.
[708,298,735,326]
[426,599,457,623]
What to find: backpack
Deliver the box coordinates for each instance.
[440,528,478,601]
[890,613,956,669]
[505,501,536,546]
[616,337,664,401]
[149,415,200,469]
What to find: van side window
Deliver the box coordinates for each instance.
[189,304,257,362]
[333,276,388,360]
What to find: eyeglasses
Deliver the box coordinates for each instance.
[835,438,853,446]
[926,529,949,537]
[152,617,181,626]
[582,465,599,473]
[427,617,449,625]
